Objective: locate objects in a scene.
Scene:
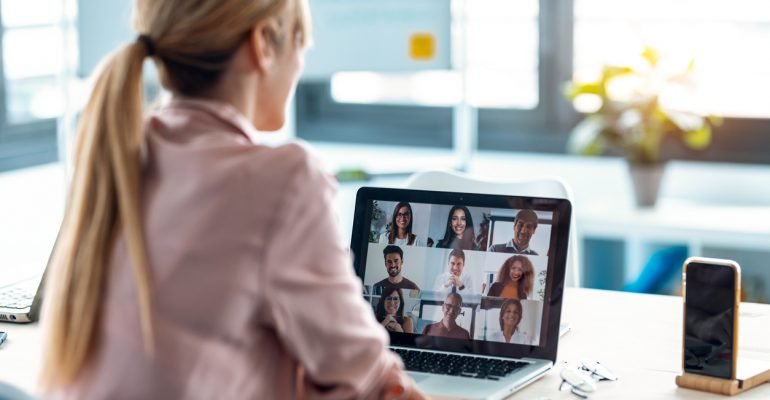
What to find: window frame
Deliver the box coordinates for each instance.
[0,6,59,172]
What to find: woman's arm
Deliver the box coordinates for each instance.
[403,317,414,334]
[259,145,419,399]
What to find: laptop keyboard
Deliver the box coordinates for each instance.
[0,284,35,309]
[392,348,528,380]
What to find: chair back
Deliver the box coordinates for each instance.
[404,169,580,287]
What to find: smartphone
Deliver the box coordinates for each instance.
[682,257,740,380]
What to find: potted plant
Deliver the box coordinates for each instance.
[565,47,720,207]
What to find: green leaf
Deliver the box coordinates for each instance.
[708,115,724,126]
[564,82,603,100]
[683,124,712,150]
[567,116,606,155]
[641,46,660,67]
[687,58,696,72]
[602,65,635,82]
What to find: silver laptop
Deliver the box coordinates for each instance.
[0,235,56,323]
[351,187,571,399]
[0,274,45,323]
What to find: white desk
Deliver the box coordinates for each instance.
[3,288,769,398]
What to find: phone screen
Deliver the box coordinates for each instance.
[684,262,736,379]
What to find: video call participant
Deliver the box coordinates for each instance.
[486,255,534,300]
[421,292,471,340]
[433,249,477,295]
[374,245,420,294]
[379,201,425,246]
[488,299,531,345]
[376,287,415,334]
[436,205,478,251]
[489,209,540,255]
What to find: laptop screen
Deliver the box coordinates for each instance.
[351,187,571,362]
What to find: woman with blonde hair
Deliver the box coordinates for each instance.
[40,0,424,398]
[486,255,535,300]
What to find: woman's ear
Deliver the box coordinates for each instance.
[247,20,278,73]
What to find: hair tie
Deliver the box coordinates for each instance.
[137,34,156,56]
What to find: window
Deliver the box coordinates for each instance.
[298,0,770,164]
[296,0,569,156]
[575,0,770,118]
[296,0,545,151]
[329,1,539,109]
[0,0,75,171]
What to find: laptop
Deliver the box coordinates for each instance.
[0,234,56,323]
[351,187,571,399]
[0,273,45,323]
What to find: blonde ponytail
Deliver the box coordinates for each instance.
[40,40,154,387]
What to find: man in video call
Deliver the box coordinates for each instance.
[421,292,471,340]
[373,245,420,295]
[433,249,476,295]
[489,209,539,255]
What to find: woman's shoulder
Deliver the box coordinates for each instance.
[243,140,334,192]
[258,140,321,173]
[487,282,503,296]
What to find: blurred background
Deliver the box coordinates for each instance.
[1,0,769,301]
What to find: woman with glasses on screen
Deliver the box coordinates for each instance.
[39,0,424,398]
[376,287,415,334]
[379,202,424,246]
[436,205,478,251]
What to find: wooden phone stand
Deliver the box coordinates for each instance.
[676,370,770,396]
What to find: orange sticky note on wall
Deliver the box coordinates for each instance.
[409,33,435,61]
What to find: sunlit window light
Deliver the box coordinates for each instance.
[575,0,770,118]
[330,72,386,104]
[572,94,602,114]
[411,71,460,106]
[329,0,539,109]
[30,86,64,119]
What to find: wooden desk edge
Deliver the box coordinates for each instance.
[676,370,770,396]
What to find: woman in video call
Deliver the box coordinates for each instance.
[436,205,478,250]
[489,299,531,345]
[39,0,425,398]
[379,201,424,246]
[487,255,535,300]
[376,287,415,334]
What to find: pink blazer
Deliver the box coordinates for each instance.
[45,98,402,399]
